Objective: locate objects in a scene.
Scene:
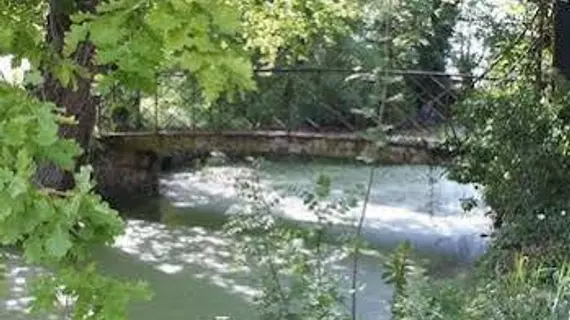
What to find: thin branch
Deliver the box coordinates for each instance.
[350,166,376,319]
[474,9,540,83]
[261,242,289,319]
[250,179,290,319]
[38,186,71,197]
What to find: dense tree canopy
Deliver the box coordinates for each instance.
[106,0,469,133]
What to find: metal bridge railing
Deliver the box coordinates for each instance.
[95,68,481,142]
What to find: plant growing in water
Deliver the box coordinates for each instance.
[224,158,362,320]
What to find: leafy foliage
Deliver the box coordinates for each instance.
[444,0,568,267]
[89,0,362,131]
[0,82,151,317]
[382,241,415,315]
[389,252,570,320]
[381,2,570,319]
[68,0,256,100]
[114,0,466,133]
[366,0,461,70]
[31,263,150,320]
[224,160,361,320]
[66,0,359,99]
[449,79,570,269]
[238,0,360,66]
[0,0,46,67]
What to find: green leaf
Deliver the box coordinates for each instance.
[35,116,59,147]
[23,70,44,86]
[211,6,241,34]
[0,168,14,186]
[315,174,331,198]
[46,226,73,258]
[179,51,204,71]
[147,5,180,32]
[54,60,75,89]
[30,198,53,225]
[75,165,94,194]
[15,148,33,175]
[0,204,13,222]
[9,176,28,199]
[89,16,125,47]
[23,237,45,263]
[0,28,13,51]
[64,23,89,57]
[3,116,29,146]
[165,27,189,50]
[44,139,82,170]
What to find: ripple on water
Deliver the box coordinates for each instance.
[159,163,491,260]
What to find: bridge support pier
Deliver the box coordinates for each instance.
[93,147,160,202]
[91,131,453,204]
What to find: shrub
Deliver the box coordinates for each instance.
[387,245,570,320]
[224,159,361,320]
[449,80,570,269]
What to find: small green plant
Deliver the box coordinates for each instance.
[224,159,360,320]
[387,252,570,320]
[381,241,415,315]
[0,253,5,296]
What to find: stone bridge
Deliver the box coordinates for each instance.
[93,130,451,200]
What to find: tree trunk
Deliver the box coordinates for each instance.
[34,0,99,191]
[554,0,570,80]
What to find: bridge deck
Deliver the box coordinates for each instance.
[99,130,444,145]
[96,130,448,164]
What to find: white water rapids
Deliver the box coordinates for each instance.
[160,163,491,260]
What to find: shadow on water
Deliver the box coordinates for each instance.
[0,201,472,320]
[112,194,484,266]
[1,159,485,320]
[0,253,44,320]
[0,223,257,320]
[94,221,257,320]
[101,219,398,320]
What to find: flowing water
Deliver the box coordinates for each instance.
[1,159,491,320]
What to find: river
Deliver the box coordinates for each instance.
[1,159,490,320]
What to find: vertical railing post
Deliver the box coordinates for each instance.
[287,100,292,134]
[191,88,196,131]
[285,76,293,134]
[107,82,117,133]
[135,89,142,130]
[96,92,102,134]
[154,73,159,133]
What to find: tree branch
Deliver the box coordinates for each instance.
[350,165,375,319]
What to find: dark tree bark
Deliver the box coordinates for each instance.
[35,0,100,190]
[554,0,570,80]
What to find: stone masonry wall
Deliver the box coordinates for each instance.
[93,147,160,201]
[93,131,449,199]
